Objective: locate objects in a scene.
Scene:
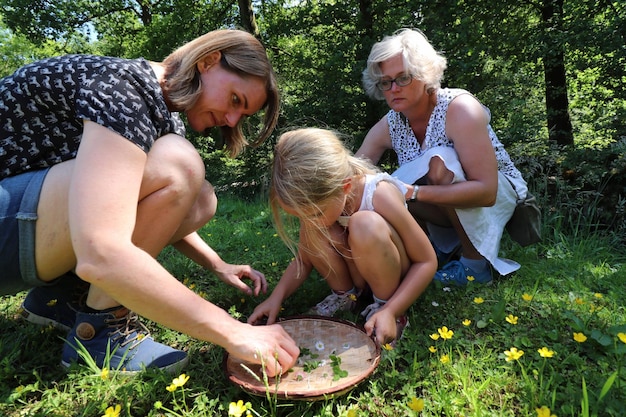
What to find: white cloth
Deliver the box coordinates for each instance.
[393,150,523,275]
[360,173,407,211]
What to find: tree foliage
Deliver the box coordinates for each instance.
[0,0,624,231]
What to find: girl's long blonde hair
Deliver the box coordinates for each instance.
[271,128,377,271]
[162,29,279,157]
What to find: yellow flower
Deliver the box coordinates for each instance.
[102,404,121,417]
[462,319,471,326]
[574,297,584,305]
[408,396,425,412]
[428,346,437,353]
[593,293,603,299]
[617,333,626,344]
[228,400,251,417]
[473,297,484,304]
[522,293,533,302]
[440,354,450,364]
[504,347,524,361]
[347,408,359,417]
[46,299,58,307]
[166,384,177,392]
[438,326,454,340]
[573,332,587,343]
[535,405,557,417]
[171,373,190,388]
[382,343,393,351]
[537,347,555,358]
[100,368,109,380]
[505,314,519,325]
[429,333,440,341]
[466,275,475,282]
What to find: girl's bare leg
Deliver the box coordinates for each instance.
[298,223,357,292]
[347,211,408,301]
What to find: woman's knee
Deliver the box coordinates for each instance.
[426,156,455,185]
[142,134,205,200]
[188,180,217,226]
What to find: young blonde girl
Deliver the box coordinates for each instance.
[248,128,436,345]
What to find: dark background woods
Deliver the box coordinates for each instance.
[1,0,625,239]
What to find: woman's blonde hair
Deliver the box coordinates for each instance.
[162,29,279,157]
[271,128,377,269]
[362,28,447,101]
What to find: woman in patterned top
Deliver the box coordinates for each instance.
[0,29,298,376]
[357,29,529,286]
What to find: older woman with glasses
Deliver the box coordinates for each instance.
[356,28,529,286]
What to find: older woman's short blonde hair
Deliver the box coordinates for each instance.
[162,29,279,157]
[362,28,447,101]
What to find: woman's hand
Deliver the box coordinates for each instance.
[227,322,300,377]
[214,263,268,296]
[171,233,267,296]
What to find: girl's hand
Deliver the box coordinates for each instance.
[247,295,283,325]
[364,308,398,346]
[215,263,268,296]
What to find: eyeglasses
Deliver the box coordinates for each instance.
[376,74,413,91]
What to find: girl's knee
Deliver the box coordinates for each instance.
[348,213,387,247]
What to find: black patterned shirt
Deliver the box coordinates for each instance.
[0,54,185,179]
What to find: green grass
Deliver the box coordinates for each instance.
[1,196,625,416]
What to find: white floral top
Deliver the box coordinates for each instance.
[387,88,523,181]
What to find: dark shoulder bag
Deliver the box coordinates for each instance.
[505,191,542,247]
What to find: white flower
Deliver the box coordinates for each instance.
[432,301,439,307]
[315,341,325,351]
[443,287,452,292]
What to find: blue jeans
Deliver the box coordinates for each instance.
[0,169,50,295]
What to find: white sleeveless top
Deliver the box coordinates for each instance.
[336,173,405,227]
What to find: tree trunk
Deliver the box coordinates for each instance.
[238,0,260,38]
[358,0,380,131]
[541,0,574,146]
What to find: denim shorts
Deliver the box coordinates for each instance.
[0,168,50,295]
